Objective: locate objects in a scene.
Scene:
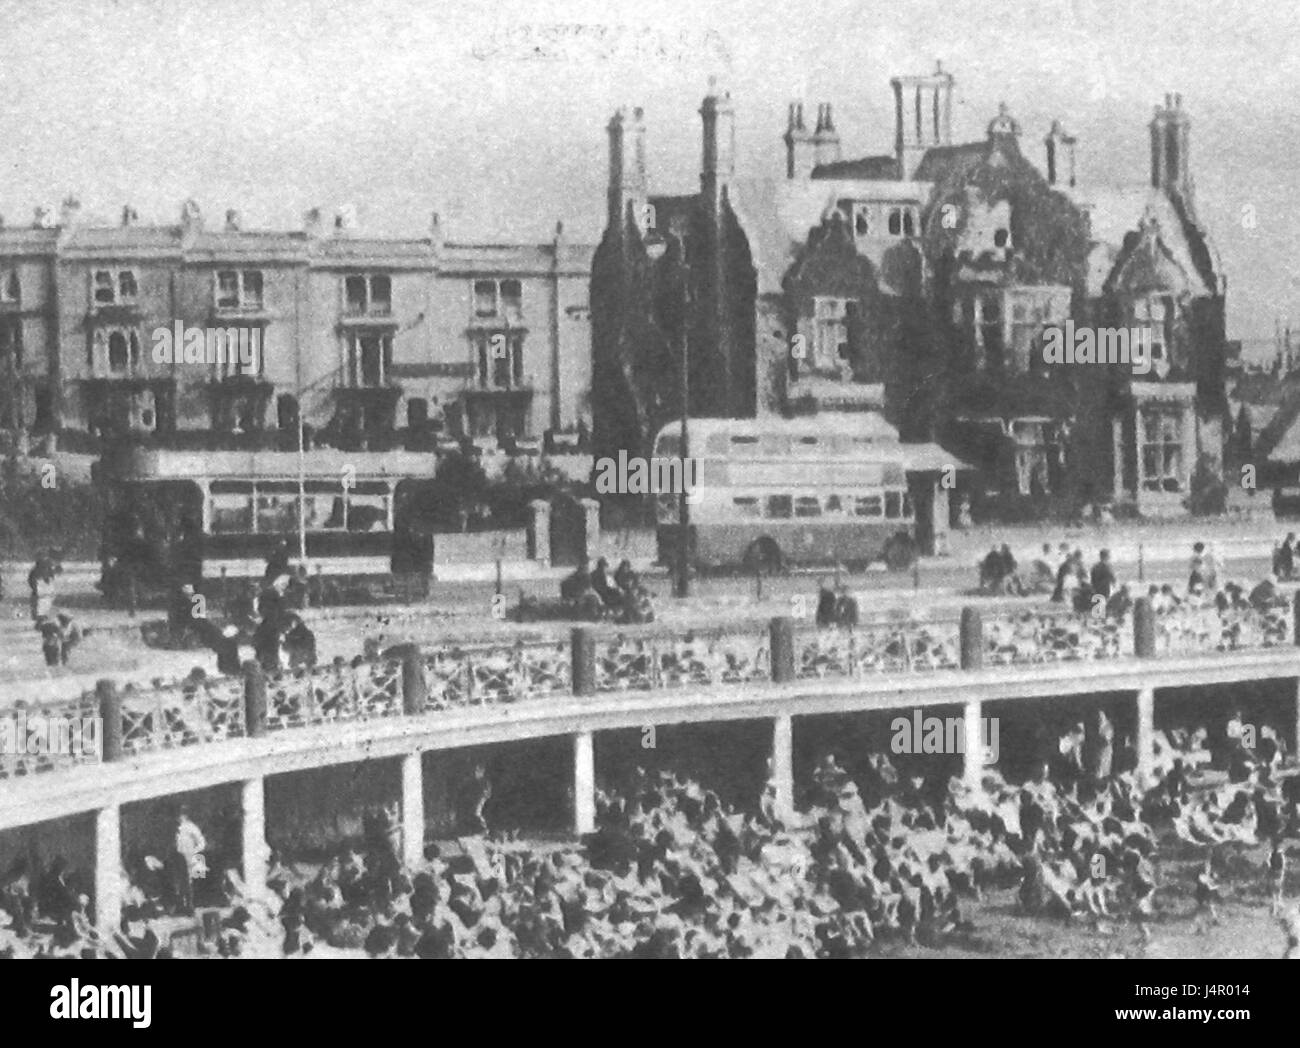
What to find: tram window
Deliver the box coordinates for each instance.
[732,496,761,518]
[794,496,822,518]
[256,492,298,534]
[347,492,390,532]
[854,495,883,518]
[824,495,843,513]
[210,492,253,533]
[885,491,905,519]
[766,495,793,519]
[301,492,346,531]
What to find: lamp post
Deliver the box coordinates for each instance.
[674,265,692,600]
[645,231,692,598]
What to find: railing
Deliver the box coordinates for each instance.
[5,593,1300,781]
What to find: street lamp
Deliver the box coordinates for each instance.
[646,230,692,598]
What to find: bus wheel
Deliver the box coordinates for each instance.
[883,533,918,572]
[743,537,785,575]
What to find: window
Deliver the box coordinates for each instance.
[1011,420,1063,496]
[824,495,843,514]
[732,496,761,518]
[92,269,138,307]
[208,482,391,535]
[215,270,264,310]
[886,207,918,238]
[1141,406,1184,492]
[92,327,143,376]
[472,279,524,323]
[794,496,822,518]
[1133,296,1169,372]
[851,203,871,237]
[974,292,1004,369]
[474,331,525,389]
[216,328,264,380]
[0,270,18,304]
[346,332,392,386]
[344,274,392,316]
[766,495,793,519]
[885,491,910,519]
[854,495,884,518]
[0,318,22,371]
[812,297,851,372]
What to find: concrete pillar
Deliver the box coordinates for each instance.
[400,752,425,870]
[771,714,795,822]
[96,679,122,762]
[769,616,795,683]
[1134,597,1156,658]
[571,627,597,696]
[1135,686,1156,786]
[93,804,123,933]
[243,660,267,738]
[573,730,596,835]
[962,699,984,790]
[959,607,984,670]
[527,498,551,566]
[1111,416,1124,500]
[240,776,269,902]
[578,497,601,563]
[401,648,427,716]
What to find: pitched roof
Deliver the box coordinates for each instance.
[912,142,987,183]
[811,156,899,181]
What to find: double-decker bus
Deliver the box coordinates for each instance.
[97,447,437,601]
[652,415,960,572]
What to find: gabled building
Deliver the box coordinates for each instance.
[590,69,1229,518]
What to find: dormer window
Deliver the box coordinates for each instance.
[93,269,138,307]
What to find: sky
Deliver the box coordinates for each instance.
[0,0,1295,341]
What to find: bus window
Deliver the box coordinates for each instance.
[256,490,299,533]
[854,495,883,518]
[732,496,761,518]
[885,491,905,519]
[794,496,822,518]
[210,491,253,533]
[824,495,843,514]
[348,490,390,532]
[766,495,793,519]
[796,435,819,448]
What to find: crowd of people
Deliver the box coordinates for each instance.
[517,557,655,625]
[6,708,1300,959]
[975,539,1291,624]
